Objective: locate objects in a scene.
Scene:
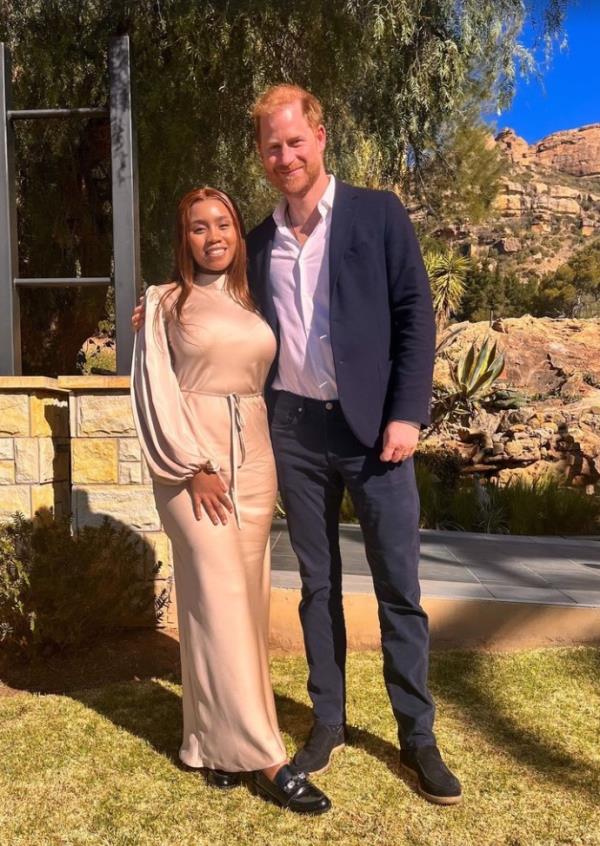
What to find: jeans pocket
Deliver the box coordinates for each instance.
[271,398,304,429]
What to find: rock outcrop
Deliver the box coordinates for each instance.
[435,123,600,277]
[426,316,600,490]
[496,124,600,177]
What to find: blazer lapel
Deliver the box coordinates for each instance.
[329,180,358,301]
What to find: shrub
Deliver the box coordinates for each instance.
[415,446,464,490]
[274,466,599,536]
[445,478,510,534]
[497,476,600,536]
[0,509,169,658]
[0,514,33,651]
[425,474,600,535]
[414,462,446,530]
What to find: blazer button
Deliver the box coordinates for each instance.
[325,402,333,410]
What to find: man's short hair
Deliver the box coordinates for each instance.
[251,84,324,145]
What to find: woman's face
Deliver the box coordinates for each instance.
[188,198,238,274]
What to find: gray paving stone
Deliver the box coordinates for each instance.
[467,565,550,587]
[272,571,302,590]
[269,523,600,607]
[560,589,600,607]
[419,545,462,564]
[531,571,600,590]
[484,585,574,605]
[419,580,494,599]
[272,556,300,572]
[270,530,283,549]
[419,564,478,583]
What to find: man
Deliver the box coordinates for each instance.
[134,84,461,805]
[248,84,460,806]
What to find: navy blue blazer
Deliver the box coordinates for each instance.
[246,180,436,448]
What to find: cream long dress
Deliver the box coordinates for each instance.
[131,274,287,772]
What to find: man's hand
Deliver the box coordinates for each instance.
[131,295,145,331]
[380,421,419,463]
[189,471,233,525]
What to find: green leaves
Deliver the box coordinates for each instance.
[453,336,505,400]
[0,509,167,657]
[430,336,506,426]
[425,249,470,330]
[0,0,571,373]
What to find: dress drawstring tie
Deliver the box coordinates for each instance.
[181,389,260,530]
[227,393,247,529]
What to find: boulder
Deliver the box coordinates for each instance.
[495,237,521,254]
[534,123,600,177]
[427,317,600,489]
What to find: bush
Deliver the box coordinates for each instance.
[415,446,464,490]
[0,510,169,658]
[0,514,33,650]
[418,472,600,535]
[496,476,600,536]
[337,464,600,535]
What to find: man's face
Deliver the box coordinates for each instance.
[258,99,326,198]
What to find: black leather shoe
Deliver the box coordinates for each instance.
[400,745,462,805]
[253,764,331,814]
[291,720,345,775]
[205,768,242,790]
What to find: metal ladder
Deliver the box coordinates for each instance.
[0,35,140,376]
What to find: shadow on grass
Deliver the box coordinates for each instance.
[430,651,600,803]
[68,681,413,791]
[275,693,413,788]
[2,629,598,803]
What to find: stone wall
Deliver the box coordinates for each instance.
[0,378,70,522]
[0,376,176,628]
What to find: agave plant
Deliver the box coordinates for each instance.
[451,337,505,404]
[486,388,530,410]
[429,337,505,428]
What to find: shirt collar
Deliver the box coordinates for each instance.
[272,174,336,227]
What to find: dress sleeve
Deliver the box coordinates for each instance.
[131,285,211,484]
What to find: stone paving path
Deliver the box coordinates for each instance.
[270,521,600,608]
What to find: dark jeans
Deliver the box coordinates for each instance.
[270,390,435,749]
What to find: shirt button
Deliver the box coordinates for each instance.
[325,402,333,410]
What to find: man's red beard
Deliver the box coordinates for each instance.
[267,158,322,197]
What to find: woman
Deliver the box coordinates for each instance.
[131,186,330,814]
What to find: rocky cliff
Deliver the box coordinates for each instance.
[439,123,600,277]
[498,124,600,177]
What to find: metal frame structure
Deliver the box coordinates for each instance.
[0,35,140,375]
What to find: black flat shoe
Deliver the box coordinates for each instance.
[205,768,242,790]
[253,764,331,814]
[400,745,462,805]
[291,720,345,775]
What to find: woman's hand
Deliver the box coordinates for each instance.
[189,470,233,525]
[131,296,145,331]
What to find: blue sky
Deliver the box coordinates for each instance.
[494,0,600,143]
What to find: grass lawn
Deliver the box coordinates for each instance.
[0,646,599,846]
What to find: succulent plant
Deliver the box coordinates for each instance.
[486,388,529,409]
[451,338,505,402]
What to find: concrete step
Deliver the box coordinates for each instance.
[269,521,600,651]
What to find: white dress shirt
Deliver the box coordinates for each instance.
[270,175,338,400]
[269,176,419,431]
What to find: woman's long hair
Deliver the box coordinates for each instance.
[156,186,255,327]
